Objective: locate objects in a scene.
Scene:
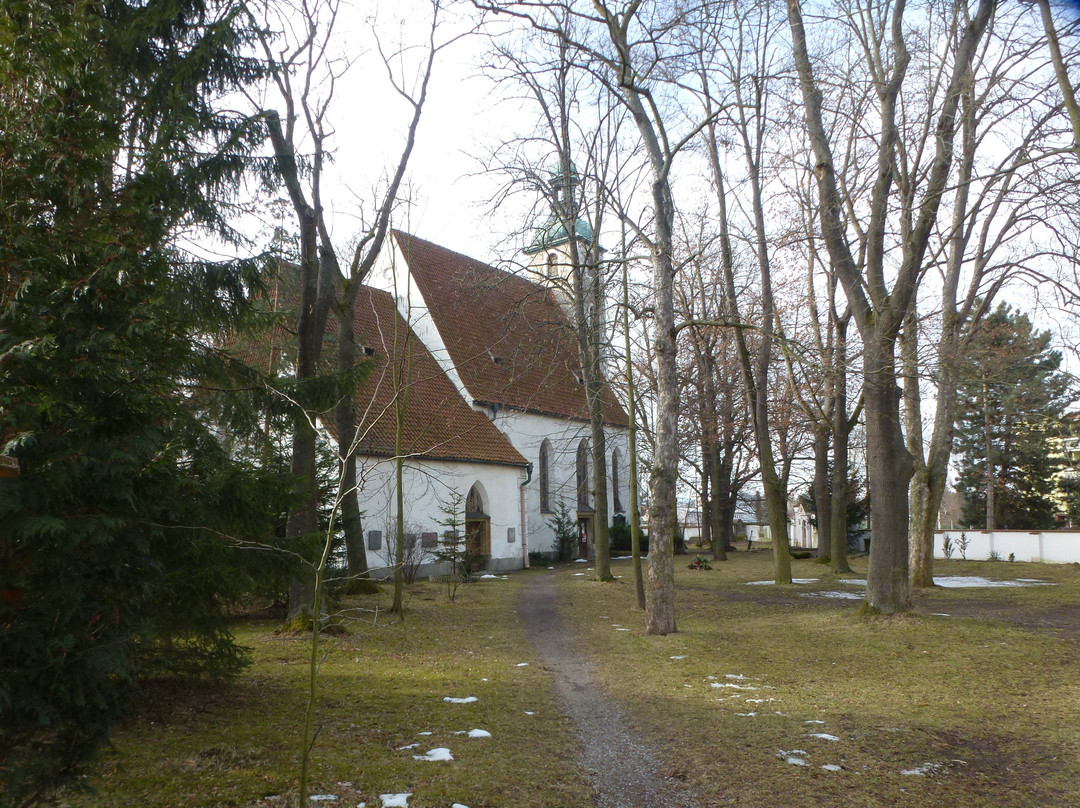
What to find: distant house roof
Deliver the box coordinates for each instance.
[392,231,629,428]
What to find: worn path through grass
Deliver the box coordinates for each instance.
[519,572,699,808]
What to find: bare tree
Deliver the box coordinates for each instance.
[248,0,444,616]
[904,3,1080,586]
[785,0,994,612]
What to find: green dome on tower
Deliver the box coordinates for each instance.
[523,161,599,255]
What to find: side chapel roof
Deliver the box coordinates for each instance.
[233,264,526,467]
[350,286,528,466]
[392,231,629,428]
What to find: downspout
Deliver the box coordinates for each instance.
[520,462,533,568]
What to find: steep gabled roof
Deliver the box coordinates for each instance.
[351,286,527,466]
[228,263,526,468]
[392,231,629,428]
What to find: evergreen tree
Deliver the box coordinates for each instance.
[0,2,282,802]
[954,304,1075,530]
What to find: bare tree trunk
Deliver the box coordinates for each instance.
[812,425,831,558]
[334,285,376,593]
[863,339,914,611]
[622,255,646,609]
[830,317,853,574]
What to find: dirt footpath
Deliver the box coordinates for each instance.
[519,573,702,808]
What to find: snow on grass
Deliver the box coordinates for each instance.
[524,711,534,716]
[417,731,433,736]
[710,682,759,690]
[745,578,818,585]
[615,628,630,632]
[804,720,825,725]
[309,796,338,802]
[901,762,943,776]
[443,696,478,704]
[379,794,412,808]
[396,743,419,751]
[736,712,757,717]
[807,733,840,741]
[777,749,809,766]
[839,579,867,586]
[572,573,585,577]
[453,729,492,739]
[413,747,454,762]
[452,804,470,808]
[515,662,529,667]
[931,613,951,617]
[574,558,588,563]
[821,764,842,772]
[934,576,1053,588]
[670,655,688,660]
[802,591,864,601]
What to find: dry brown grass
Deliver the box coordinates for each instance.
[60,552,1080,807]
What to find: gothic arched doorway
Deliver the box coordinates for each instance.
[465,483,491,561]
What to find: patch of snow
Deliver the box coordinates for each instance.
[778,750,809,766]
[808,733,840,741]
[935,576,1053,588]
[574,558,588,563]
[516,662,529,667]
[804,720,825,725]
[707,675,717,680]
[821,764,842,772]
[309,797,338,802]
[839,579,867,586]
[481,678,488,682]
[479,574,499,579]
[736,712,757,717]
[547,566,554,570]
[396,743,419,751]
[931,613,951,617]
[524,711,534,716]
[452,804,470,808]
[453,729,492,739]
[380,794,412,808]
[802,591,864,601]
[615,628,630,632]
[443,696,478,704]
[413,747,454,762]
[746,578,818,586]
[725,674,755,680]
[684,684,693,688]
[418,731,433,736]
[670,655,688,660]
[710,682,758,690]
[901,762,942,776]
[573,573,585,577]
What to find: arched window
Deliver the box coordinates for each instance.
[612,449,623,513]
[539,439,552,513]
[576,438,591,509]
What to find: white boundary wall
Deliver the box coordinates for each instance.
[935,530,1080,564]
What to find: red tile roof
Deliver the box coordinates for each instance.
[229,264,526,467]
[351,286,527,466]
[392,231,629,428]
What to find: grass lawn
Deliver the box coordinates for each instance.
[59,551,1080,807]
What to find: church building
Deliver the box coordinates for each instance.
[353,210,630,573]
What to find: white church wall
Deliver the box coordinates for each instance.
[356,454,528,576]
[495,409,630,558]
